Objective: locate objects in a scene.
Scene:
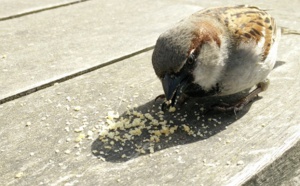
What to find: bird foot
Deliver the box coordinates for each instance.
[210,100,253,114]
[210,79,269,114]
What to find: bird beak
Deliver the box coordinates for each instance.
[162,73,188,106]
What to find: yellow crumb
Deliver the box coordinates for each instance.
[15,172,24,178]
[150,135,160,142]
[75,133,85,142]
[169,126,178,134]
[182,124,194,135]
[149,146,155,154]
[144,113,154,120]
[107,132,115,139]
[107,111,119,120]
[168,106,176,112]
[151,130,162,137]
[73,106,81,111]
[129,128,142,136]
[123,133,132,140]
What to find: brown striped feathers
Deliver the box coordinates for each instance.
[196,5,277,60]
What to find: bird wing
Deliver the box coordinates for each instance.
[196,5,277,60]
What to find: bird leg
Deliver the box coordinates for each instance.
[212,79,270,113]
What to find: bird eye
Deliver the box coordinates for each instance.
[187,53,195,64]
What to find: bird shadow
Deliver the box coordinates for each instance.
[273,60,286,69]
[91,91,259,163]
[90,60,283,163]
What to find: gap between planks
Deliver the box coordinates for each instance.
[0,46,154,105]
[0,0,91,21]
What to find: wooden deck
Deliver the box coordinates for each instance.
[1,0,299,185]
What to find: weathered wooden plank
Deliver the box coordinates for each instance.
[0,0,200,102]
[0,0,87,20]
[0,28,299,185]
[244,141,300,185]
[1,0,300,185]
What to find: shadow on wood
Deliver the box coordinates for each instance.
[273,60,286,69]
[91,90,260,163]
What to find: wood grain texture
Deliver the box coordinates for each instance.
[0,0,199,101]
[0,0,86,20]
[0,0,299,185]
[245,141,300,185]
[0,37,299,184]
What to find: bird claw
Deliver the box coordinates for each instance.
[209,84,263,114]
[211,103,244,114]
[154,94,169,111]
[155,94,166,101]
[210,96,258,115]
[155,93,178,111]
[161,101,168,111]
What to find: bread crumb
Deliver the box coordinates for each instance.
[64,150,71,154]
[73,106,81,111]
[160,126,171,136]
[107,132,116,139]
[104,146,112,149]
[168,106,176,112]
[169,126,178,134]
[149,146,155,154]
[150,135,160,142]
[66,96,72,102]
[75,133,85,142]
[87,130,93,137]
[151,130,162,137]
[129,128,142,136]
[107,111,119,120]
[15,172,24,178]
[182,124,194,135]
[237,160,244,165]
[123,133,132,140]
[64,126,70,132]
[135,148,146,154]
[144,113,154,120]
[74,127,84,133]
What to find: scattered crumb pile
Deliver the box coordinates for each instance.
[95,104,223,159]
[98,110,179,153]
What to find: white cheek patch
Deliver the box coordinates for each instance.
[192,38,228,91]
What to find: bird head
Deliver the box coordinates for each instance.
[152,18,226,108]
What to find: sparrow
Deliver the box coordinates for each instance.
[152,5,280,112]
